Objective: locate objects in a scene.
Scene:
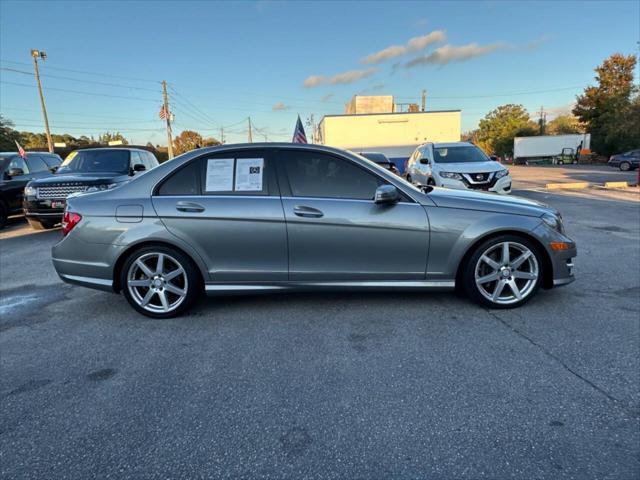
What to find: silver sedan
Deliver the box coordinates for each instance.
[52,144,576,318]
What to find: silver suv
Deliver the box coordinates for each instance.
[52,143,575,318]
[406,142,512,194]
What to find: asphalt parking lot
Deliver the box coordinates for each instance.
[0,165,638,479]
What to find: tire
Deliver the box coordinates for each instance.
[427,178,436,186]
[619,161,631,171]
[0,204,6,230]
[120,245,202,318]
[406,174,412,184]
[557,159,564,165]
[27,218,57,230]
[462,234,544,309]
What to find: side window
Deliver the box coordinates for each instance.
[200,150,270,196]
[26,155,49,173]
[281,150,380,201]
[7,156,29,174]
[130,151,142,168]
[145,152,159,169]
[157,160,200,196]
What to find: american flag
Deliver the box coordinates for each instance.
[292,115,307,143]
[159,105,168,120]
[15,140,26,159]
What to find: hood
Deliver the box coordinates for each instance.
[426,187,555,217]
[30,172,130,185]
[433,161,505,173]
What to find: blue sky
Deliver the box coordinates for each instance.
[1,0,638,145]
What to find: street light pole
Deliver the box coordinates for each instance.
[31,49,53,153]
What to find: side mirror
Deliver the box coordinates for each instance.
[133,163,146,172]
[7,168,24,178]
[374,185,400,205]
[50,166,59,173]
[419,158,429,165]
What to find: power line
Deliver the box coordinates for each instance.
[1,106,158,121]
[0,67,161,93]
[0,58,159,84]
[1,80,159,103]
[396,85,584,101]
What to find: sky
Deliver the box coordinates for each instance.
[1,0,639,146]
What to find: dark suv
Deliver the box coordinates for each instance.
[23,148,159,230]
[0,152,62,228]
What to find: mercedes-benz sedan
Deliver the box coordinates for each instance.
[52,143,576,318]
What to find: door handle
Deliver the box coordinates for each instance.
[176,201,205,213]
[293,205,324,218]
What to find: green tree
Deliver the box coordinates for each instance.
[173,130,220,155]
[0,116,21,151]
[573,53,639,155]
[476,104,538,156]
[546,114,584,135]
[98,132,129,145]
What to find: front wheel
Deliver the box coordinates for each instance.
[619,161,631,171]
[463,235,543,309]
[121,245,201,318]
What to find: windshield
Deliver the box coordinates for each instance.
[433,146,489,164]
[349,151,424,194]
[58,150,130,174]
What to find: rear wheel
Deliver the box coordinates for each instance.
[120,245,201,318]
[619,161,631,171]
[0,204,6,229]
[463,235,543,309]
[406,174,413,184]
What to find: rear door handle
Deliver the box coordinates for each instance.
[176,201,205,213]
[293,205,324,218]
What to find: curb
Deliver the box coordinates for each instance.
[545,182,590,190]
[603,181,630,188]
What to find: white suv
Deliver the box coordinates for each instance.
[405,142,512,194]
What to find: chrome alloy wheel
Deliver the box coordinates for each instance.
[127,252,188,314]
[474,241,539,306]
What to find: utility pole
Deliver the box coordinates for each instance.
[306,114,316,143]
[31,49,53,153]
[161,81,174,159]
[538,106,546,135]
[219,127,225,144]
[421,89,427,112]
[247,117,253,143]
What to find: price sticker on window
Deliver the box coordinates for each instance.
[235,158,264,191]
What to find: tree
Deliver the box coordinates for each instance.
[0,116,21,151]
[98,132,129,145]
[476,104,538,156]
[546,114,584,135]
[573,53,640,155]
[173,130,220,155]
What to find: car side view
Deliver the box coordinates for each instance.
[52,143,576,318]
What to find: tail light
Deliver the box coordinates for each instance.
[61,211,82,236]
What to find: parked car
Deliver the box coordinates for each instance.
[405,142,512,194]
[0,151,62,228]
[23,148,158,230]
[608,149,640,171]
[51,143,576,318]
[357,151,401,176]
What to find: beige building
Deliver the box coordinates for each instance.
[317,110,461,159]
[345,95,395,114]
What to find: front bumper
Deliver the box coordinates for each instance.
[532,223,577,288]
[436,175,512,194]
[23,197,64,222]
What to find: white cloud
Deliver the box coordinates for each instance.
[405,42,505,67]
[272,102,289,111]
[321,93,334,102]
[361,30,446,64]
[303,68,378,88]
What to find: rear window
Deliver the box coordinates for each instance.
[433,146,489,164]
[58,150,130,174]
[42,155,62,168]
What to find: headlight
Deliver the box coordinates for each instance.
[542,213,565,234]
[24,185,37,196]
[86,183,118,193]
[495,169,509,179]
[439,172,463,180]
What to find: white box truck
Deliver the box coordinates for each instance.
[513,133,590,164]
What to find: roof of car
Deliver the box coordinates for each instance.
[422,141,475,149]
[70,147,147,152]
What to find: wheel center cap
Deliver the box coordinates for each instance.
[501,268,511,278]
[152,279,163,288]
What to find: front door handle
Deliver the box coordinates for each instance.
[176,201,205,213]
[293,205,324,218]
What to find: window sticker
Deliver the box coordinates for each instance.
[235,158,264,191]
[205,158,234,192]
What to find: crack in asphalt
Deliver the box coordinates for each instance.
[484,308,639,418]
